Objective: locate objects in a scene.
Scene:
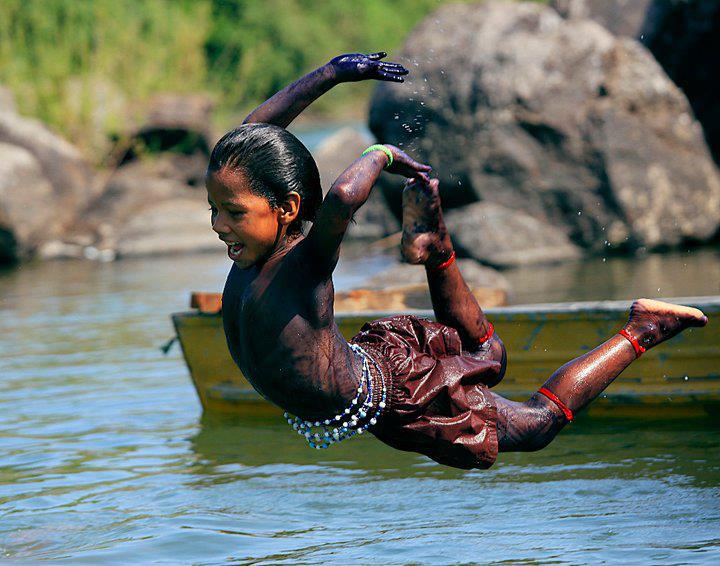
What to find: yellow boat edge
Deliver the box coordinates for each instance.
[172,296,720,418]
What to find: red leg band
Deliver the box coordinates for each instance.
[478,322,494,344]
[619,328,646,358]
[538,387,574,422]
[432,250,456,271]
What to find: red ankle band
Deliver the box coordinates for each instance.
[432,251,456,271]
[619,328,646,358]
[538,387,574,422]
[478,322,494,344]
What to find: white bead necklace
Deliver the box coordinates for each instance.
[284,344,387,449]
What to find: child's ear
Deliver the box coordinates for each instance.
[277,191,301,226]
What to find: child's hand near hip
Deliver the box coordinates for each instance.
[328,52,409,83]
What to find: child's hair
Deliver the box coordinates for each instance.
[208,123,323,236]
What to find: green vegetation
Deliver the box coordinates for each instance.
[0,0,471,161]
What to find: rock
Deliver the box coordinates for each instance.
[551,0,653,37]
[314,127,373,189]
[74,162,205,254]
[36,240,85,261]
[0,110,96,231]
[445,202,582,268]
[118,93,214,166]
[82,163,191,224]
[365,258,509,291]
[314,127,399,239]
[145,93,215,136]
[0,143,57,261]
[640,0,720,165]
[115,198,223,258]
[369,1,720,251]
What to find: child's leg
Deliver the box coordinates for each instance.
[401,178,499,355]
[490,299,708,452]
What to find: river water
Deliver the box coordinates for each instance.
[1,246,719,563]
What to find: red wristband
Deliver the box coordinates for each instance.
[538,387,574,422]
[478,322,494,344]
[432,251,456,271]
[619,328,646,358]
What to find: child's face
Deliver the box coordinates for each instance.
[206,168,285,269]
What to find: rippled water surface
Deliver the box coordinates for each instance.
[1,249,719,564]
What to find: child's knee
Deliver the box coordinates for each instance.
[483,334,507,387]
[497,399,559,452]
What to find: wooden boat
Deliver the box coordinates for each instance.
[172,293,720,418]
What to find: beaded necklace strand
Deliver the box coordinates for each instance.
[284,344,387,449]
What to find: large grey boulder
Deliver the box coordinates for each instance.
[369,1,720,252]
[551,0,653,37]
[0,143,57,261]
[73,161,207,255]
[553,0,720,167]
[0,110,96,231]
[115,198,222,258]
[445,202,582,268]
[313,127,399,239]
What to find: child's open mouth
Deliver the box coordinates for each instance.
[226,242,244,261]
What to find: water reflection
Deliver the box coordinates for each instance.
[1,249,719,562]
[505,247,720,303]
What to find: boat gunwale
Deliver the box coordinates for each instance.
[173,295,720,321]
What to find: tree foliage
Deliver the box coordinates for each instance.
[0,0,470,159]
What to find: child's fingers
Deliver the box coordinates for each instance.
[367,51,387,60]
[377,70,405,83]
[379,62,409,74]
[406,158,432,172]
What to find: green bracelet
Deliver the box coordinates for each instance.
[361,144,393,168]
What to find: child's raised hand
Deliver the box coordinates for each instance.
[384,145,432,180]
[329,52,409,83]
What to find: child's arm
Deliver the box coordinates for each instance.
[243,53,408,128]
[304,145,431,275]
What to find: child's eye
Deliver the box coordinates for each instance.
[228,210,244,218]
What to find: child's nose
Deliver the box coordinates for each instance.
[211,213,230,235]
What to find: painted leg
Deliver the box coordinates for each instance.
[492,299,708,452]
[401,177,500,358]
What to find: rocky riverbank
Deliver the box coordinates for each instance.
[369,0,720,266]
[1,0,718,287]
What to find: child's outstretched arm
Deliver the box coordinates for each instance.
[305,145,431,276]
[243,52,408,128]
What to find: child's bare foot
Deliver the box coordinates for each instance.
[623,298,708,350]
[401,177,454,267]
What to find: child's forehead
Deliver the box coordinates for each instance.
[206,168,252,198]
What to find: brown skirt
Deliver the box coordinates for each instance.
[350,315,503,470]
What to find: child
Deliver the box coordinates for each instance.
[206,52,708,469]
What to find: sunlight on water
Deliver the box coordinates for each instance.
[1,249,719,563]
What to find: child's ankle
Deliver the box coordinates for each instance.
[425,249,456,270]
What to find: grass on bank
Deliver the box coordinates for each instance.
[0,0,485,162]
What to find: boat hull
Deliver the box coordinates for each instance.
[172,296,720,418]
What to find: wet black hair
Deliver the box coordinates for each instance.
[207,123,322,236]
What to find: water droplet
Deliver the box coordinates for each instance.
[602,257,606,262]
